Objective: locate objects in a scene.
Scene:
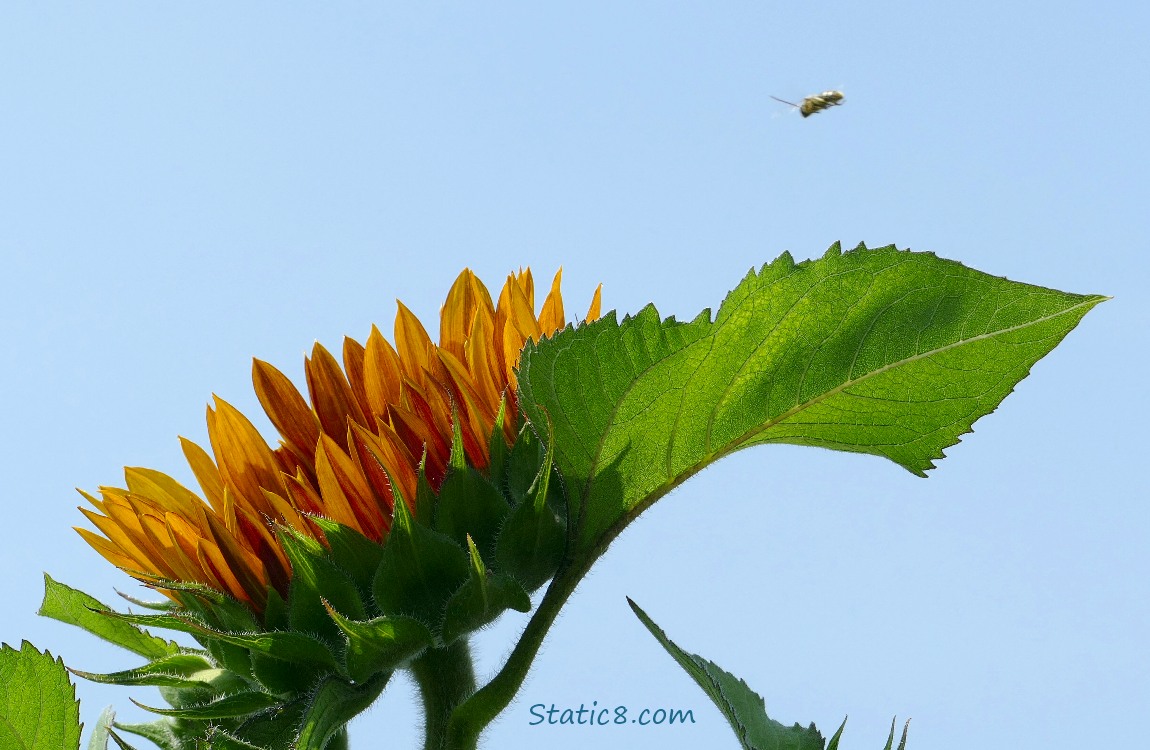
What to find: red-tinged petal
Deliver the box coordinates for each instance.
[347,423,399,520]
[342,336,375,426]
[203,512,269,606]
[317,433,385,541]
[305,342,367,448]
[389,404,448,487]
[363,325,403,422]
[395,301,435,384]
[253,359,322,463]
[232,503,291,595]
[313,436,370,533]
[196,537,261,609]
[283,469,326,517]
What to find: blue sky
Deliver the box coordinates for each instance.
[1,3,1145,749]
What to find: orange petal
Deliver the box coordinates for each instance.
[342,336,375,427]
[123,467,209,525]
[538,268,566,335]
[180,437,226,514]
[394,301,435,384]
[586,284,603,322]
[206,397,282,518]
[363,325,403,422]
[253,359,322,463]
[305,342,367,448]
[313,435,371,533]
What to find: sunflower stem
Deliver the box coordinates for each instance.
[326,729,349,750]
[442,560,587,749]
[412,638,478,750]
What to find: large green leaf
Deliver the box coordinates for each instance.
[0,641,82,750]
[519,243,1106,555]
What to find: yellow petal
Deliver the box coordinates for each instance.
[538,268,565,335]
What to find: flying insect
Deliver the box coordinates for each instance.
[771,90,844,118]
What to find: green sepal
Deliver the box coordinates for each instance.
[441,537,531,644]
[100,611,342,673]
[486,396,510,489]
[0,641,82,750]
[69,652,225,688]
[325,602,433,682]
[826,717,849,750]
[434,465,510,561]
[495,418,566,591]
[880,718,910,750]
[249,651,325,698]
[38,574,176,659]
[294,672,389,750]
[262,587,290,632]
[278,527,366,648]
[227,702,305,748]
[373,486,469,629]
[413,451,437,525]
[628,597,829,750]
[447,406,469,473]
[132,689,281,719]
[310,518,385,600]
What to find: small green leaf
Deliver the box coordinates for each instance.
[38,575,176,659]
[627,599,826,750]
[99,611,342,675]
[325,604,432,682]
[69,653,223,688]
[441,537,531,644]
[519,244,1107,557]
[373,489,470,629]
[132,689,280,719]
[294,672,389,750]
[0,641,81,750]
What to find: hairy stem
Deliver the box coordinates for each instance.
[443,560,589,749]
[411,639,478,750]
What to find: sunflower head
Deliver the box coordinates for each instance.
[76,268,601,619]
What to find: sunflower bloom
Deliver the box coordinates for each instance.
[76,268,602,613]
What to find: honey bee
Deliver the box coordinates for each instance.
[771,90,844,118]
